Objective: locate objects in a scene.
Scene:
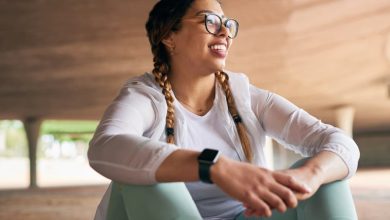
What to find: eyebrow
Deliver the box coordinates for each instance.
[195,10,225,18]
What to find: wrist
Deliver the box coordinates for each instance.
[198,148,221,183]
[210,155,228,184]
[301,161,325,183]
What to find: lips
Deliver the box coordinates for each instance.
[210,44,227,51]
[209,43,227,58]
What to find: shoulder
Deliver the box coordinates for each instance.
[223,70,250,97]
[224,71,275,110]
[223,70,270,99]
[224,70,249,84]
[115,72,164,103]
[123,72,161,92]
[107,73,166,122]
[107,73,165,131]
[224,70,269,94]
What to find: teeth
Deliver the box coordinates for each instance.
[210,44,226,50]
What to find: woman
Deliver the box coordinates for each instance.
[88,0,360,219]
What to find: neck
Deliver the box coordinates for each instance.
[169,67,217,115]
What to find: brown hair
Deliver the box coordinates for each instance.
[145,0,253,162]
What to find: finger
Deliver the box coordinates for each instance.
[273,172,311,194]
[260,189,287,213]
[257,209,270,218]
[244,209,256,217]
[245,194,272,217]
[294,191,311,200]
[246,207,270,218]
[245,205,269,217]
[270,184,298,208]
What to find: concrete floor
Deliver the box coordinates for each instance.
[0,168,389,220]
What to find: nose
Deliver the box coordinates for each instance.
[217,23,229,38]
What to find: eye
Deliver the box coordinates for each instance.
[206,16,218,25]
[225,20,233,28]
[226,19,237,29]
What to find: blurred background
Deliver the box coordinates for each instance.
[0,0,389,219]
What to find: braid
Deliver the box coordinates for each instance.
[146,0,195,144]
[152,54,175,144]
[215,71,253,163]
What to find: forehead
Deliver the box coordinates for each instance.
[186,0,224,17]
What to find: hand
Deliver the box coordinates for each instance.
[243,165,323,217]
[241,169,316,217]
[279,166,324,200]
[210,156,311,218]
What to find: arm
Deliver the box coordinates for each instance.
[301,150,348,184]
[88,85,179,185]
[157,149,311,217]
[242,85,359,216]
[250,85,360,194]
[250,85,359,179]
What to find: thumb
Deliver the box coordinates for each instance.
[273,172,312,194]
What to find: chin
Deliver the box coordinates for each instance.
[209,60,226,73]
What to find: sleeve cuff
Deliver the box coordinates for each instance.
[320,142,360,179]
[146,143,180,184]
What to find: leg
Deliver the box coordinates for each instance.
[236,158,358,220]
[106,182,129,220]
[106,182,202,220]
[296,180,358,220]
[290,158,358,220]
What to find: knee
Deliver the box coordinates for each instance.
[302,181,357,220]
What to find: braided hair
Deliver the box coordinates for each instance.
[145,0,253,162]
[215,71,253,162]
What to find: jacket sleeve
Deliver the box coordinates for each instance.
[88,86,178,185]
[250,85,360,179]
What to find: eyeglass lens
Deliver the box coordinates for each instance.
[205,14,238,39]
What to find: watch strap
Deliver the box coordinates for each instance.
[197,148,220,184]
[199,162,213,183]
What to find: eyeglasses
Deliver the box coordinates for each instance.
[203,13,239,39]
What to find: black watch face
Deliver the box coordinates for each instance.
[199,149,219,163]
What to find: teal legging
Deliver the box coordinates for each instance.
[106,159,358,220]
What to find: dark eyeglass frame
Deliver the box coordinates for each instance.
[203,13,239,39]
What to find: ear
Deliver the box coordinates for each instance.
[161,32,175,49]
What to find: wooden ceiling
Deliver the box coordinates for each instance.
[1,0,390,133]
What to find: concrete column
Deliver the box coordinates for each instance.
[23,117,42,188]
[335,105,355,137]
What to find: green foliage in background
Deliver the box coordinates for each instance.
[0,120,98,158]
[0,121,27,157]
[41,120,98,142]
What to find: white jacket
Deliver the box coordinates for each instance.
[88,71,360,219]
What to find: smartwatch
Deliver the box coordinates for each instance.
[197,148,220,184]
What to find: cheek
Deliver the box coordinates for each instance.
[188,37,209,55]
[176,33,205,53]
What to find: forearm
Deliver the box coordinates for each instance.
[303,151,349,184]
[155,149,201,182]
[89,133,179,185]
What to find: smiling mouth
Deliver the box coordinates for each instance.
[209,44,227,58]
[209,44,227,51]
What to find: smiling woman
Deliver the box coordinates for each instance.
[87,0,360,220]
